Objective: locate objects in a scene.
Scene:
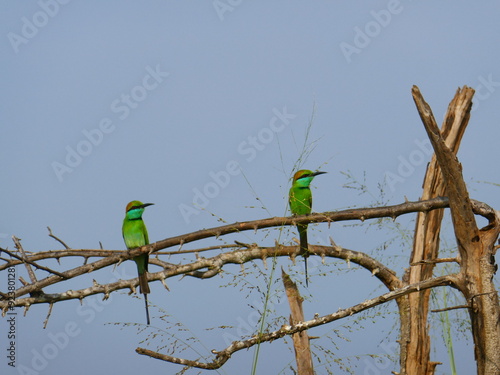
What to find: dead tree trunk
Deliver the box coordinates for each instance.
[412,85,500,375]
[400,86,474,375]
[282,268,314,375]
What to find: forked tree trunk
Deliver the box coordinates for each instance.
[399,86,474,375]
[412,85,500,375]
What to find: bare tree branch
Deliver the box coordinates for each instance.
[47,226,71,249]
[1,245,67,280]
[13,236,38,284]
[135,275,457,369]
[0,242,400,310]
[431,304,469,313]
[43,303,54,329]
[0,245,237,271]
[409,258,458,266]
[2,197,495,311]
[2,197,453,301]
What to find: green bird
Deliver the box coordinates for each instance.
[122,200,154,325]
[289,170,326,286]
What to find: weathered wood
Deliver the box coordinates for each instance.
[401,86,474,375]
[282,269,314,374]
[412,85,500,375]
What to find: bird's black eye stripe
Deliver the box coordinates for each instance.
[298,174,312,179]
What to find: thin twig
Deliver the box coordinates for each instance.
[13,236,38,284]
[160,244,239,256]
[43,303,54,328]
[410,258,459,266]
[2,246,67,280]
[47,227,70,249]
[0,254,11,262]
[431,304,469,313]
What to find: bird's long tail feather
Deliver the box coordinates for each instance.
[138,272,150,325]
[139,272,150,294]
[298,224,309,287]
[143,294,150,325]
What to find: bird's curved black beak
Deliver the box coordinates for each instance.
[312,171,327,177]
[141,203,154,208]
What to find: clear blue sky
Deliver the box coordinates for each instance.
[1,2,499,374]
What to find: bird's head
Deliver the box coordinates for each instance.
[125,201,154,219]
[292,169,327,187]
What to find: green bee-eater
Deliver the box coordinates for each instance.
[122,200,154,325]
[289,170,326,286]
